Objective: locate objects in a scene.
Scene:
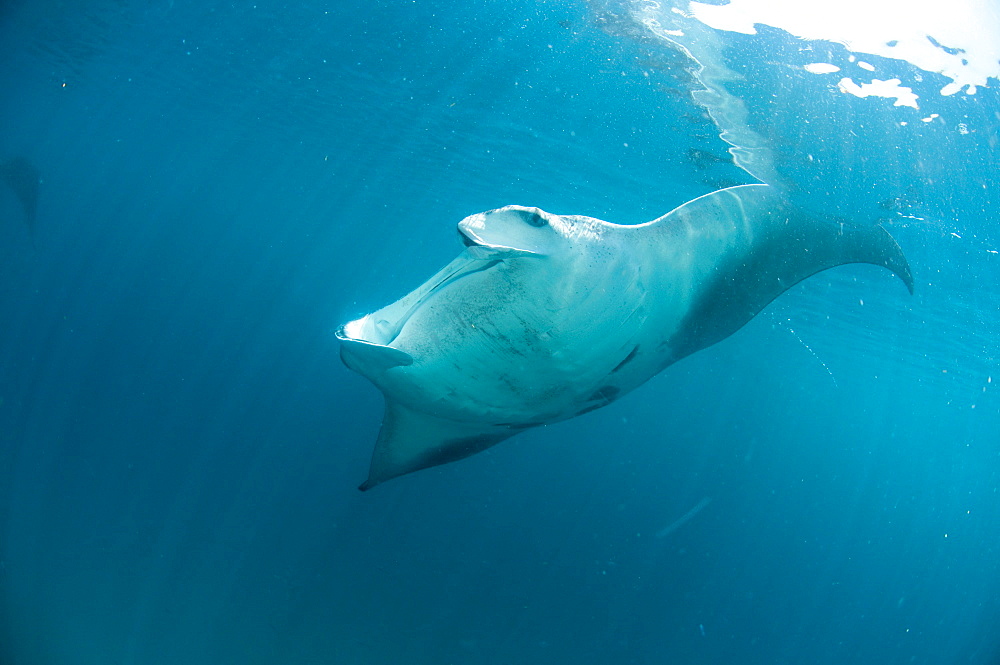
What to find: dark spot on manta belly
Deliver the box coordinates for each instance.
[588,385,620,402]
[611,345,640,373]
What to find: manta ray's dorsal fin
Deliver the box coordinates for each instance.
[662,184,914,360]
[360,401,520,491]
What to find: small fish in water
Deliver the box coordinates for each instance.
[338,185,913,490]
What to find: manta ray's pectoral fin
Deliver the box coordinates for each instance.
[668,184,914,359]
[360,401,521,491]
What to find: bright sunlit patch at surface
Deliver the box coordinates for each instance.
[688,0,1000,97]
[804,63,841,74]
[838,77,920,108]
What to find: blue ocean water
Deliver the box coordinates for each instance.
[0,1,998,663]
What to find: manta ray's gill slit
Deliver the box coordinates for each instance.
[575,386,621,416]
[611,345,640,373]
[588,385,621,402]
[387,258,502,343]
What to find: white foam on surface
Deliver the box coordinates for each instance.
[837,77,920,108]
[689,0,1000,97]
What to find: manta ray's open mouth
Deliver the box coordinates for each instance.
[341,248,502,350]
[341,223,543,354]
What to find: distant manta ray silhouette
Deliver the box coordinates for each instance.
[0,156,40,239]
[338,184,913,491]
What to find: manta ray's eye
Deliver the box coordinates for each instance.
[522,211,548,228]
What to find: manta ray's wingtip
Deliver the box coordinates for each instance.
[355,401,522,491]
[873,224,915,295]
[900,268,916,295]
[898,254,916,296]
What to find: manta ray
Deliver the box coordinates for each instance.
[338,184,913,490]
